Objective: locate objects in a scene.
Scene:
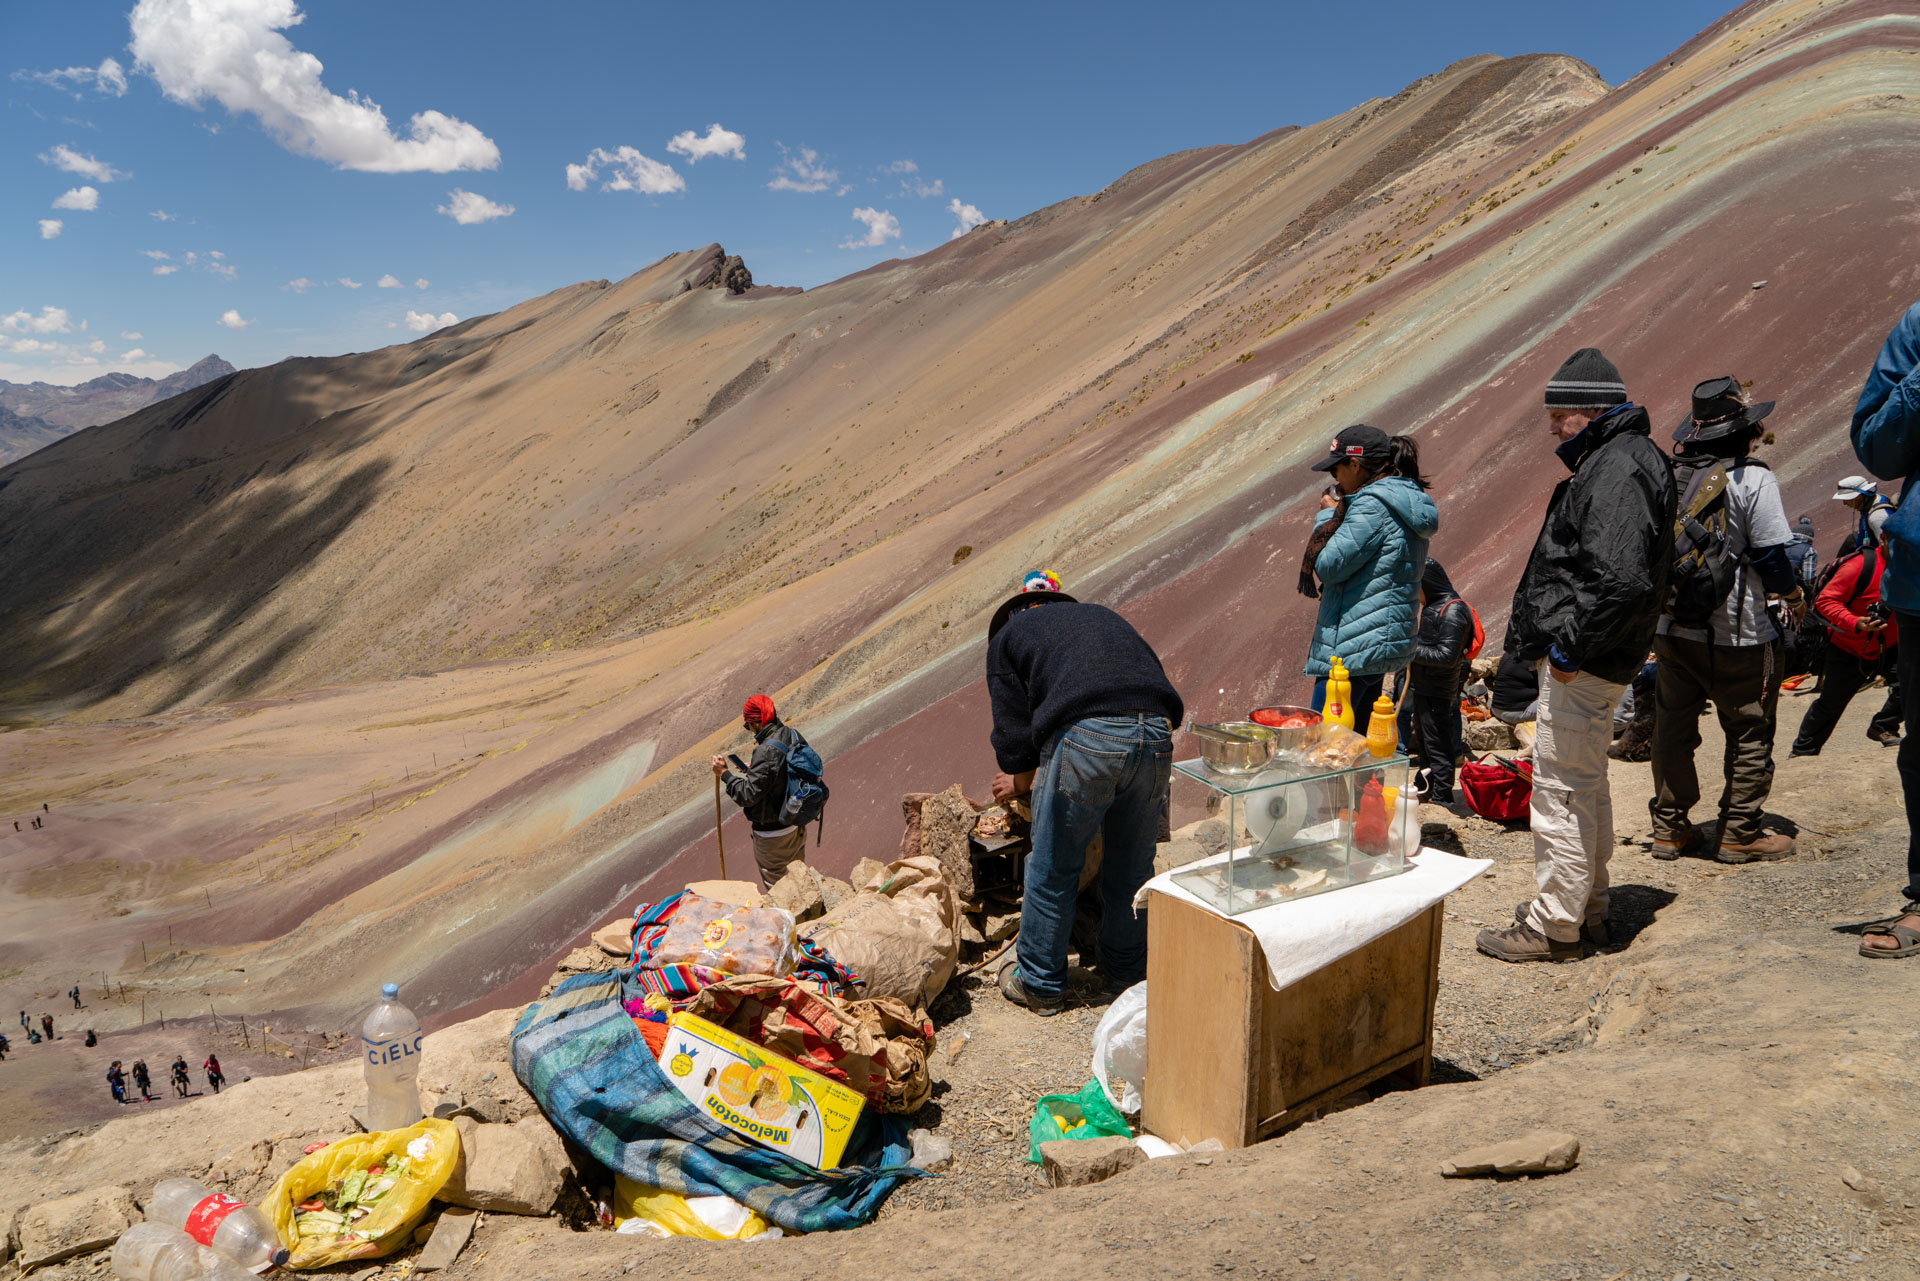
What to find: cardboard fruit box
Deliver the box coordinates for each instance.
[662,1011,866,1170]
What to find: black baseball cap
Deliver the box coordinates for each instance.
[1310,424,1393,472]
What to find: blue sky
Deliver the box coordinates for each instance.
[3,0,1734,386]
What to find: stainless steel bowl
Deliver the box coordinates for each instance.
[1190,721,1277,775]
[1248,705,1323,756]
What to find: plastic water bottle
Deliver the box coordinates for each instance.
[112,1223,263,1281]
[361,982,424,1132]
[146,1180,289,1271]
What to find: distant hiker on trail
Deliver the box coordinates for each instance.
[0,1033,9,1060]
[204,1053,225,1092]
[107,1060,127,1104]
[1399,558,1474,805]
[1646,377,1802,865]
[1477,349,1675,964]
[172,1056,191,1097]
[84,1028,97,1047]
[69,984,81,1010]
[132,1058,152,1101]
[1298,426,1438,717]
[1789,535,1901,757]
[985,571,1183,1015]
[17,1011,25,1032]
[711,694,825,889]
[40,1013,53,1040]
[1846,296,1920,958]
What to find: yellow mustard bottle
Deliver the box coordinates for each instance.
[1366,691,1398,758]
[1324,657,1355,730]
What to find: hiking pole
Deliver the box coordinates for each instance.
[713,776,727,879]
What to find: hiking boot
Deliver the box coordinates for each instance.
[1513,901,1608,947]
[1715,832,1796,864]
[1870,728,1903,747]
[1649,825,1704,861]
[998,962,1064,1016]
[1475,922,1579,963]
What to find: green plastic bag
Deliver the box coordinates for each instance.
[1027,1078,1131,1162]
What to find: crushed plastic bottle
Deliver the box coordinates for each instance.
[361,982,424,1132]
[146,1181,289,1272]
[113,1223,264,1281]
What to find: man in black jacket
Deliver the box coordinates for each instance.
[1400,559,1473,804]
[711,694,811,888]
[986,572,1183,1015]
[1477,349,1677,963]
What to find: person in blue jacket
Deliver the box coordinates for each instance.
[1297,424,1439,716]
[1850,297,1920,957]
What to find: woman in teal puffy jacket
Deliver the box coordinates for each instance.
[1297,425,1440,713]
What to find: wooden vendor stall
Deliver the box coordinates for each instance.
[1141,889,1442,1149]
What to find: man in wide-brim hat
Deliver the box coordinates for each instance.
[1648,376,1804,866]
[984,571,1183,1015]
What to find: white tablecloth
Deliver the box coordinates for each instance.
[1134,846,1491,992]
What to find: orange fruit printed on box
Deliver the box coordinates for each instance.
[663,1012,866,1170]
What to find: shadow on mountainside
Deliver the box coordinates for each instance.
[0,457,392,715]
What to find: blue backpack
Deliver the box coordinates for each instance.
[773,737,830,841]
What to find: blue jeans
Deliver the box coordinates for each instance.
[1016,714,1173,998]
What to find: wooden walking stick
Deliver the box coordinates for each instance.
[714,775,728,879]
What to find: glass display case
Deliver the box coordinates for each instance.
[1170,752,1416,915]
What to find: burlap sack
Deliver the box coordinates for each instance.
[799,855,959,1009]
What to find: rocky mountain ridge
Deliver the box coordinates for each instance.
[0,355,237,465]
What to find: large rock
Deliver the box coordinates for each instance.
[1440,1130,1581,1177]
[443,1116,567,1215]
[414,1206,477,1272]
[916,785,981,904]
[817,872,856,913]
[15,1185,140,1268]
[591,918,635,956]
[0,1206,14,1266]
[766,862,827,923]
[1039,1136,1144,1187]
[1464,719,1519,752]
[850,858,889,891]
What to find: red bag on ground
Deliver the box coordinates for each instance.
[1459,755,1533,821]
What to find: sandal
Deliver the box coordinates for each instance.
[1858,911,1920,960]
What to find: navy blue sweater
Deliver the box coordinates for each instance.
[987,602,1184,773]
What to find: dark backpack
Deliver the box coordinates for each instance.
[1804,549,1867,635]
[1667,456,1738,627]
[770,736,830,841]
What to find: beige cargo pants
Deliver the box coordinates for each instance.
[1521,664,1628,945]
[750,827,807,889]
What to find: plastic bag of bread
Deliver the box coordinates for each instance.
[1302,721,1374,771]
[651,892,798,977]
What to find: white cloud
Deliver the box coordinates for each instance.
[438,188,515,223]
[338,276,362,289]
[40,143,128,182]
[39,220,64,239]
[121,330,143,340]
[948,197,987,239]
[414,277,429,289]
[666,123,745,162]
[122,347,150,360]
[879,159,918,175]
[404,310,458,332]
[1,338,60,354]
[89,338,106,354]
[285,276,315,292]
[900,177,943,198]
[209,249,225,259]
[565,147,684,195]
[208,262,236,279]
[217,308,251,330]
[53,186,101,211]
[150,209,178,221]
[1,307,74,334]
[142,249,171,259]
[128,0,500,173]
[14,58,129,98]
[377,274,402,288]
[841,206,901,249]
[767,144,836,193]
[154,264,179,275]
[183,251,198,264]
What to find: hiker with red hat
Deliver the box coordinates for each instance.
[985,571,1184,1015]
[711,694,818,888]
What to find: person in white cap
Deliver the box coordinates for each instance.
[1832,475,1895,554]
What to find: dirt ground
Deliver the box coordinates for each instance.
[4,686,1918,1281]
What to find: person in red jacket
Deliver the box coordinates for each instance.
[1789,545,1902,755]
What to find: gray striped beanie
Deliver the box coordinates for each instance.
[1544,347,1627,409]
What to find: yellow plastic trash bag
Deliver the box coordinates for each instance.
[611,1175,784,1240]
[264,1119,460,1269]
